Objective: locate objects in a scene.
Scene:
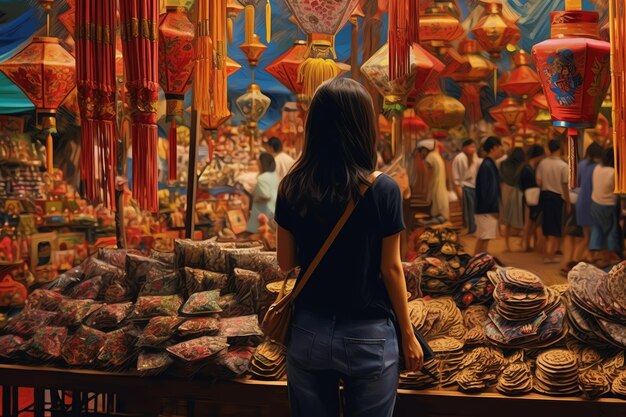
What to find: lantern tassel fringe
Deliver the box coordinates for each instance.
[168,119,177,181]
[228,17,234,44]
[298,57,342,98]
[46,133,53,174]
[610,0,625,193]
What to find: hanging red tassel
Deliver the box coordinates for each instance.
[168,119,177,181]
[389,0,420,80]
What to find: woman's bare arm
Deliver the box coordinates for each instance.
[277,225,298,273]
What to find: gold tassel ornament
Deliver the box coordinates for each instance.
[298,56,342,98]
[245,4,255,44]
[266,0,271,43]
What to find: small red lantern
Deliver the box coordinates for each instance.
[500,49,542,99]
[159,5,195,181]
[532,10,611,186]
[471,0,520,59]
[489,97,525,131]
[59,0,75,37]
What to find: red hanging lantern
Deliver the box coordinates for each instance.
[419,0,465,55]
[449,38,495,124]
[489,97,525,131]
[159,5,195,181]
[500,49,542,99]
[471,0,520,59]
[266,40,349,103]
[532,9,611,187]
[416,88,466,129]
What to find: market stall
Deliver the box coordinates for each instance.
[0,0,625,416]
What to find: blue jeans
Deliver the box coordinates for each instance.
[463,187,477,234]
[287,309,399,417]
[590,201,621,252]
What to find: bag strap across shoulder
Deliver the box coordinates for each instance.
[276,171,383,306]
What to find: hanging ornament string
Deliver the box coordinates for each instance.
[389,0,419,80]
[120,0,160,212]
[76,0,117,209]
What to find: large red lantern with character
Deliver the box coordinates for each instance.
[532,10,611,187]
[159,6,195,181]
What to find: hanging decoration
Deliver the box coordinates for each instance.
[388,0,420,80]
[284,0,359,98]
[120,0,160,212]
[449,38,495,125]
[471,0,520,59]
[158,5,195,181]
[196,0,230,131]
[532,6,611,188]
[266,40,349,110]
[499,49,542,100]
[419,0,465,56]
[488,97,525,132]
[227,0,245,45]
[0,0,75,177]
[361,42,444,155]
[237,0,272,45]
[610,0,626,192]
[74,0,117,208]
[236,84,272,144]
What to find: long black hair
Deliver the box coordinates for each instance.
[279,78,377,216]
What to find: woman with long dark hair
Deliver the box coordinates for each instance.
[275,78,423,417]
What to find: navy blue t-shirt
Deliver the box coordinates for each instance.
[274,174,405,319]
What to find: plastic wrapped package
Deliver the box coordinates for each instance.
[140,269,181,297]
[137,351,173,376]
[180,290,222,316]
[96,325,138,369]
[183,268,228,296]
[136,316,184,347]
[84,302,133,330]
[55,299,102,327]
[25,289,65,311]
[6,309,57,336]
[61,325,107,366]
[68,277,104,300]
[98,248,142,269]
[130,295,184,320]
[177,316,220,337]
[0,334,25,358]
[21,326,68,360]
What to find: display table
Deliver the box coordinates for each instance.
[0,364,624,417]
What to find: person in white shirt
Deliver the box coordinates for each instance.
[536,139,571,264]
[264,137,295,181]
[452,139,481,234]
[590,147,621,264]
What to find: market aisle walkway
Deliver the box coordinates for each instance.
[460,234,567,287]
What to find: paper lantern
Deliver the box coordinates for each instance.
[240,34,268,68]
[226,57,242,77]
[449,39,495,124]
[489,97,525,130]
[500,50,542,99]
[532,10,611,187]
[59,1,76,37]
[285,0,359,97]
[0,37,75,131]
[159,6,195,181]
[419,1,465,55]
[471,0,520,59]
[237,83,271,156]
[416,91,466,129]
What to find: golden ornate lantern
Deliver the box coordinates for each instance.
[471,0,520,59]
[416,89,466,129]
[236,84,271,156]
